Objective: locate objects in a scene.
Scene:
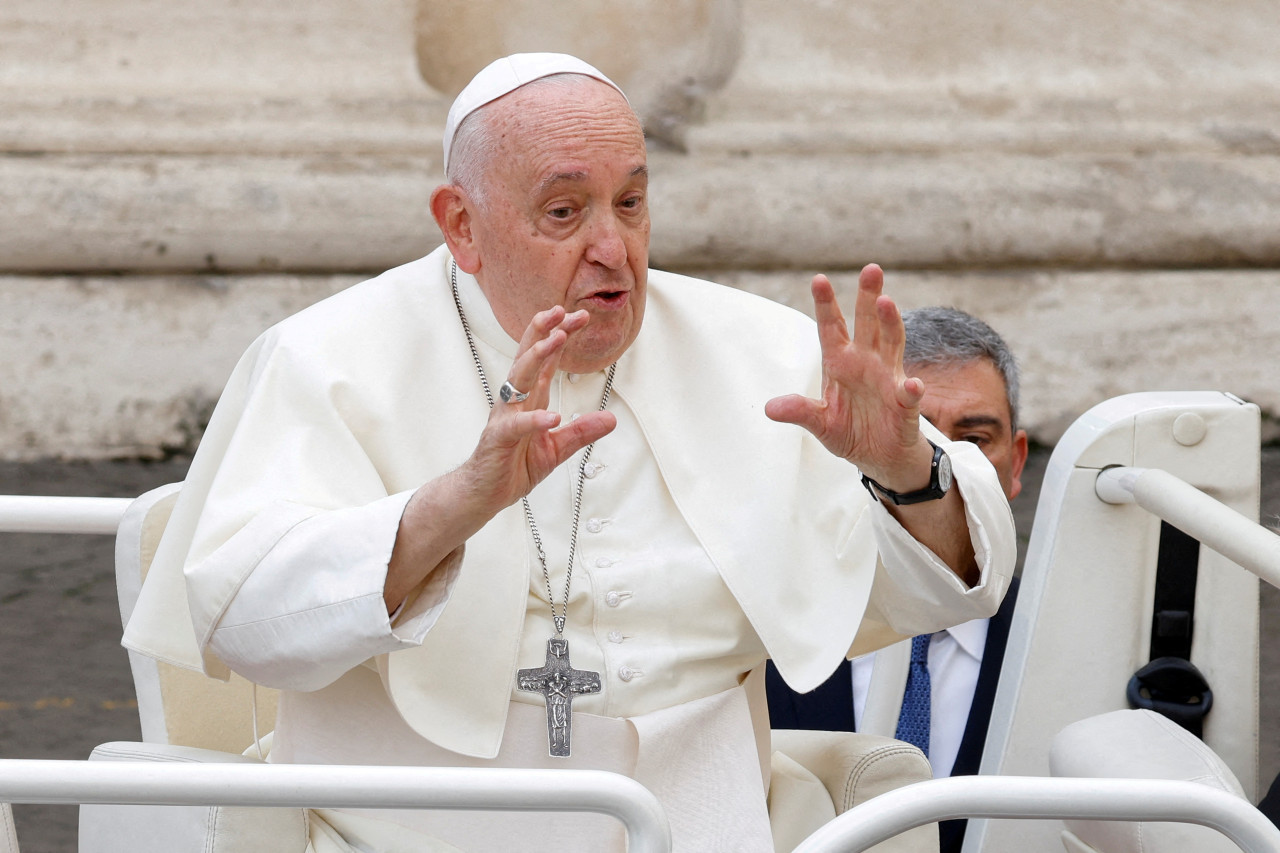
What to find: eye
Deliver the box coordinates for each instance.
[547,206,575,220]
[961,435,990,447]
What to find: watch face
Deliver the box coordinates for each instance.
[936,451,953,493]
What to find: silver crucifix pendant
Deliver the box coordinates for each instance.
[517,637,602,757]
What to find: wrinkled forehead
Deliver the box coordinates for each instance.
[469,80,647,200]
[911,358,1016,424]
[488,72,634,121]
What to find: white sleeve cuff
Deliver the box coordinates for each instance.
[864,437,1016,636]
[206,490,462,691]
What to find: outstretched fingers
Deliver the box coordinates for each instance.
[864,276,923,412]
[504,307,590,409]
[768,264,924,467]
[549,410,617,465]
[851,264,885,352]
[466,303,618,510]
[810,275,851,355]
[872,282,908,367]
[814,265,896,362]
[501,401,616,452]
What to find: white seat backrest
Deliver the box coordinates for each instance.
[771,728,938,853]
[115,483,277,753]
[1050,709,1246,853]
[964,391,1262,853]
[79,742,308,853]
[857,639,911,739]
[1,803,18,853]
[115,482,181,744]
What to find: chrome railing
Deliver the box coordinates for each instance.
[795,776,1280,853]
[0,760,672,853]
[0,496,130,534]
[1096,466,1280,588]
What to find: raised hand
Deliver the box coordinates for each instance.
[465,305,617,514]
[765,264,932,491]
[385,306,616,610]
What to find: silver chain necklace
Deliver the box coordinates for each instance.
[450,260,613,756]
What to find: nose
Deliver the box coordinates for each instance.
[584,211,627,270]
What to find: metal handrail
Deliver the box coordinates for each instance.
[0,759,671,853]
[793,776,1280,853]
[1095,466,1280,588]
[0,496,131,534]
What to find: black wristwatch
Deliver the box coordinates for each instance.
[860,440,953,505]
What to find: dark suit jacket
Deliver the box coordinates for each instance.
[766,577,1020,853]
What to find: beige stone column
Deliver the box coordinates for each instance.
[414,0,742,146]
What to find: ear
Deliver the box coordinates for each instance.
[430,184,481,274]
[1009,428,1029,500]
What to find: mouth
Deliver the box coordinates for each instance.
[582,289,630,311]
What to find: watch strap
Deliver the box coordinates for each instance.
[860,440,950,506]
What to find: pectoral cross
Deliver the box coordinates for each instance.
[517,637,601,757]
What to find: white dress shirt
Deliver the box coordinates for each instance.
[851,617,990,778]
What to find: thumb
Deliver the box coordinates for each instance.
[765,394,822,431]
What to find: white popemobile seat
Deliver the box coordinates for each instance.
[966,390,1268,853]
[1050,708,1250,853]
[79,481,304,852]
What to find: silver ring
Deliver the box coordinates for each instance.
[499,380,530,404]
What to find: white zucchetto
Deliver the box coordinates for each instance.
[443,53,627,173]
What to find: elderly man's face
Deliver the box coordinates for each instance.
[912,359,1029,500]
[464,79,650,375]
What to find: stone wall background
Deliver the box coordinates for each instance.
[2,0,1278,460]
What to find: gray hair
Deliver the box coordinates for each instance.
[901,306,1021,430]
[446,104,499,209]
[446,73,637,210]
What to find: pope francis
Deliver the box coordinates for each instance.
[123,53,1015,852]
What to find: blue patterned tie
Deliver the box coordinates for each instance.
[895,633,933,756]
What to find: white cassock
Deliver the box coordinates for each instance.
[124,245,1015,852]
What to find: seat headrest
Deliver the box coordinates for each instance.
[1049,709,1246,853]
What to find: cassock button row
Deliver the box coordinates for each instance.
[568,373,580,384]
[595,556,616,568]
[608,631,625,644]
[618,666,637,682]
[584,463,603,479]
[605,591,622,607]
[585,518,603,533]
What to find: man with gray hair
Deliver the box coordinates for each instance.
[768,305,1028,853]
[899,307,1026,502]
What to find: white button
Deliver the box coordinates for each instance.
[570,413,580,421]
[605,592,621,607]
[595,556,614,568]
[584,462,603,479]
[585,519,602,533]
[618,666,635,682]
[608,631,624,643]
[568,373,581,384]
